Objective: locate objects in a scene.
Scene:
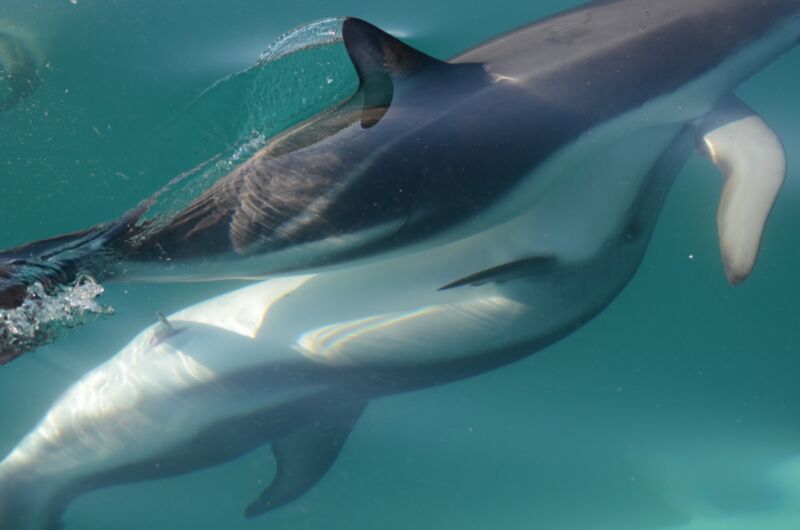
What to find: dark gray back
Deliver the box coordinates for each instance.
[455,0,800,122]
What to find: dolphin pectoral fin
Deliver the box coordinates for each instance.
[438,255,558,291]
[244,400,366,518]
[341,18,443,128]
[695,97,786,285]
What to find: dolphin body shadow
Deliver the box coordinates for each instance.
[0,1,799,527]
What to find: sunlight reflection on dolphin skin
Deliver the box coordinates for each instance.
[169,274,315,338]
[295,295,528,365]
[17,333,212,473]
[4,275,322,475]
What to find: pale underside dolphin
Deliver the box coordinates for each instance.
[0,0,798,527]
[0,0,793,363]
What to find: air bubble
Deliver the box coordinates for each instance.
[0,276,112,364]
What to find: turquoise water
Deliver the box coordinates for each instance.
[2,1,800,529]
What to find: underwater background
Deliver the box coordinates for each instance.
[1,0,800,528]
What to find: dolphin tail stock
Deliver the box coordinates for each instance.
[0,470,62,530]
[0,205,146,364]
[0,205,145,310]
[0,475,27,530]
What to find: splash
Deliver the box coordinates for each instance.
[0,19,358,363]
[256,17,344,63]
[140,17,357,224]
[136,131,270,233]
[0,276,112,365]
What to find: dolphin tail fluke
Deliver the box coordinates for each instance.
[244,400,366,518]
[695,97,786,285]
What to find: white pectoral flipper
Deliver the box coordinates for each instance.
[695,97,786,285]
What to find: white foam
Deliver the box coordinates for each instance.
[0,275,112,363]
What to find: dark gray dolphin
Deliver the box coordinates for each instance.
[0,3,794,305]
[0,2,799,527]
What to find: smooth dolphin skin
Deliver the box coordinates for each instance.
[0,1,794,330]
[1,0,799,527]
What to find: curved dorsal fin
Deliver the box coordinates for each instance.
[341,18,443,127]
[342,18,442,80]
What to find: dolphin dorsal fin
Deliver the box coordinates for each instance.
[341,18,443,127]
[342,18,442,81]
[695,97,786,285]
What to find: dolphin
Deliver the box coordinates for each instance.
[0,0,798,526]
[0,26,41,112]
[0,0,794,363]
